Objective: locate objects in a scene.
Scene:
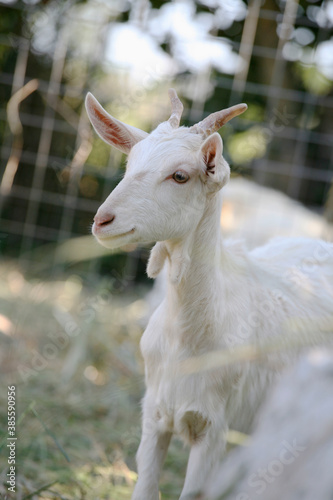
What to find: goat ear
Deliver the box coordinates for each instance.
[85,93,148,154]
[200,133,230,191]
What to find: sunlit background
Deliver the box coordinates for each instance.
[0,0,333,498]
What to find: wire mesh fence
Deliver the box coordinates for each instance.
[0,0,332,282]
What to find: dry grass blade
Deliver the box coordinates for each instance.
[179,327,332,376]
[31,407,70,463]
[22,481,58,500]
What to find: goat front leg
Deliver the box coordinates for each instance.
[132,401,172,500]
[179,423,226,500]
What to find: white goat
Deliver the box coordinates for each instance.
[85,89,333,500]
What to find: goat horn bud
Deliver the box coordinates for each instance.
[190,103,248,137]
[168,88,184,128]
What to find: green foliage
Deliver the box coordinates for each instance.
[227,126,270,165]
[87,137,113,168]
[295,62,333,96]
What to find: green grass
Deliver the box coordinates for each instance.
[0,260,189,499]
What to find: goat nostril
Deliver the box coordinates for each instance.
[100,215,115,226]
[94,214,115,227]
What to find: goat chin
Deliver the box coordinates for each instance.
[93,230,137,249]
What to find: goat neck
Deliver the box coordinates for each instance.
[149,189,224,298]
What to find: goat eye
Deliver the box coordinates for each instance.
[172,170,189,183]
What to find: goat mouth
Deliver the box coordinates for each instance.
[95,227,136,242]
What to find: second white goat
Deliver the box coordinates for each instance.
[85,89,333,500]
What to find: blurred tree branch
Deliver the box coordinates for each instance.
[1,79,39,196]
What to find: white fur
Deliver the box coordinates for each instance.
[85,91,333,500]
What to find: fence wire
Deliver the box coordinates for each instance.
[0,0,332,281]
